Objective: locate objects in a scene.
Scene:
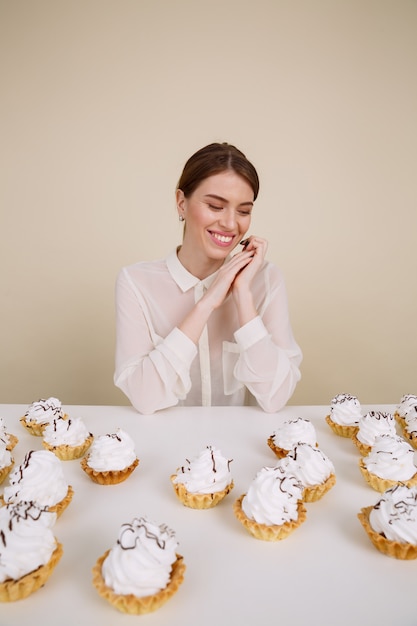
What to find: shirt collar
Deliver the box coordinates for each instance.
[166,249,226,293]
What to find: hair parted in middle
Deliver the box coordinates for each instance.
[176,142,259,201]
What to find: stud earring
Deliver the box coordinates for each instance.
[179,215,184,222]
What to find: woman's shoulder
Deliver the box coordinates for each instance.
[116,258,170,291]
[119,257,168,276]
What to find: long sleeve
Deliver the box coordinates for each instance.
[114,267,197,414]
[231,265,302,412]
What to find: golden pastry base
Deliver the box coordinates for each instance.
[170,475,234,509]
[358,506,417,560]
[0,541,63,602]
[233,494,306,541]
[92,551,185,614]
[43,434,94,460]
[81,457,139,485]
[358,458,417,493]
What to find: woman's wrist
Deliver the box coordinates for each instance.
[233,289,257,326]
[178,297,214,345]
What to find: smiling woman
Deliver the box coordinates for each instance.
[114,143,302,414]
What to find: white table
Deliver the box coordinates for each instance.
[0,404,415,626]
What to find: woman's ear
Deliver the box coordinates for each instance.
[176,189,185,220]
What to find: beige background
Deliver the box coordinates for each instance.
[1,0,416,409]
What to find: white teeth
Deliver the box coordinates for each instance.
[213,233,233,243]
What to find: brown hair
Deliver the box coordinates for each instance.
[176,142,259,200]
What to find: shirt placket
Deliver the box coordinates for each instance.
[194,282,211,406]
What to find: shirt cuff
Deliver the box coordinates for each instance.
[164,327,198,365]
[233,316,269,351]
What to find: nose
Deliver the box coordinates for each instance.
[218,208,237,230]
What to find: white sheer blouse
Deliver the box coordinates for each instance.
[114,250,302,414]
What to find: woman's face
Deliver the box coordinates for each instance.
[177,170,254,271]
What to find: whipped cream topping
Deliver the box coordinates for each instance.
[172,446,233,494]
[3,450,69,507]
[102,517,178,597]
[286,443,335,486]
[0,439,12,470]
[369,484,417,543]
[241,465,303,525]
[0,417,12,448]
[0,501,57,582]
[362,434,417,480]
[404,406,417,427]
[43,416,92,447]
[270,418,317,450]
[23,397,63,424]
[396,394,417,419]
[356,411,396,446]
[405,415,417,436]
[86,429,136,471]
[329,393,362,425]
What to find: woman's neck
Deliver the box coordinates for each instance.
[177,245,224,280]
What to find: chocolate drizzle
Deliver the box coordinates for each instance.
[16,450,34,483]
[117,518,175,551]
[25,398,61,418]
[333,393,357,405]
[0,501,50,547]
[108,432,122,442]
[210,447,217,473]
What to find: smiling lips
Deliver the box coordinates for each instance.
[209,231,234,246]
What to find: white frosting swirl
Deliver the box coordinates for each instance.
[172,446,233,494]
[23,397,63,424]
[270,418,317,450]
[0,417,12,448]
[405,416,417,437]
[0,439,12,470]
[43,416,92,447]
[356,411,396,446]
[369,484,417,543]
[404,405,417,427]
[102,517,178,597]
[241,465,303,525]
[396,394,417,419]
[0,501,57,582]
[86,429,136,471]
[3,450,69,507]
[362,434,417,480]
[286,443,335,486]
[329,393,362,425]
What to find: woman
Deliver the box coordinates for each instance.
[114,142,302,413]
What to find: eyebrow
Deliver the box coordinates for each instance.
[203,194,254,207]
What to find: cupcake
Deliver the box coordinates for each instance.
[43,416,93,460]
[233,464,306,541]
[81,428,138,485]
[0,417,18,451]
[20,397,66,436]
[0,439,14,485]
[171,445,233,509]
[352,411,396,455]
[92,516,185,614]
[2,450,73,517]
[394,394,417,429]
[325,393,362,437]
[358,484,417,559]
[358,434,417,492]
[267,418,318,458]
[285,442,336,502]
[0,501,63,601]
